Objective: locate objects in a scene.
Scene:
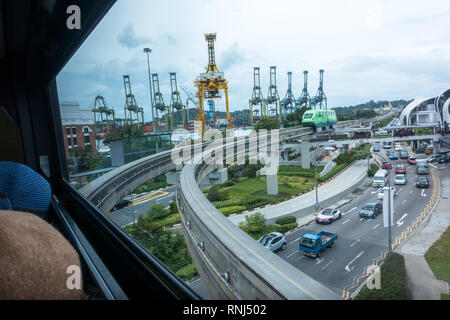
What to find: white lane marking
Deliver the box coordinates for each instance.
[289,237,301,245]
[343,207,357,215]
[360,218,364,221]
[345,251,365,272]
[350,239,360,247]
[287,251,298,259]
[410,190,413,195]
[315,258,324,265]
[421,189,427,197]
[399,188,403,193]
[372,223,380,230]
[155,194,173,202]
[429,163,437,169]
[321,260,334,270]
[402,199,407,204]
[396,213,408,227]
[343,219,351,224]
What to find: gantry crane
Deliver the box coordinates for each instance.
[152,73,170,131]
[266,66,281,120]
[169,72,186,129]
[123,75,144,128]
[281,71,297,121]
[298,70,311,108]
[249,67,267,124]
[311,69,327,110]
[92,95,115,136]
[194,33,233,133]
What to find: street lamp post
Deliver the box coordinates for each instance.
[143,48,155,133]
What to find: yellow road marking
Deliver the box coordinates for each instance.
[125,190,170,208]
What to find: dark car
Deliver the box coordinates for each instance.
[417,164,429,175]
[416,176,429,188]
[111,199,132,211]
[400,150,409,159]
[382,161,392,170]
[360,203,383,219]
[438,155,450,164]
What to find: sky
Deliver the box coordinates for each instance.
[56,0,450,121]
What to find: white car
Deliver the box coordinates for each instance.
[377,187,396,200]
[394,174,407,185]
[315,208,342,224]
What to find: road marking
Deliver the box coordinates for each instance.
[345,251,365,272]
[360,218,364,221]
[410,190,413,195]
[155,194,173,202]
[343,219,351,224]
[315,258,324,265]
[350,239,360,247]
[321,260,334,270]
[421,189,427,197]
[287,251,298,259]
[289,237,301,245]
[372,223,380,230]
[402,199,407,204]
[396,214,408,227]
[399,188,403,193]
[125,190,170,207]
[428,163,437,169]
[343,207,357,215]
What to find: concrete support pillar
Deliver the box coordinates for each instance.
[217,168,228,184]
[110,139,125,167]
[266,174,278,195]
[300,139,311,169]
[165,171,181,185]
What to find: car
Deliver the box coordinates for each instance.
[438,155,450,164]
[394,144,402,152]
[382,161,392,169]
[399,150,409,159]
[417,164,429,175]
[416,176,429,188]
[373,145,380,152]
[383,142,392,149]
[360,203,383,219]
[395,164,406,174]
[407,156,416,165]
[388,152,399,160]
[111,198,132,211]
[377,187,397,200]
[394,174,407,185]
[258,232,287,252]
[315,208,342,224]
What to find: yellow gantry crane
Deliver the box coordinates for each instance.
[194,33,233,133]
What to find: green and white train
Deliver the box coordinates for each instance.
[301,109,337,132]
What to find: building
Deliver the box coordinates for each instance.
[399,97,439,126]
[60,101,96,158]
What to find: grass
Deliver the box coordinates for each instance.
[209,174,315,212]
[441,293,450,300]
[425,227,450,283]
[355,253,410,300]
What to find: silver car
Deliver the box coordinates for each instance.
[258,232,287,252]
[394,174,407,185]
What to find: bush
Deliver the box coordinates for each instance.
[221,180,236,187]
[356,253,409,300]
[238,212,267,239]
[266,224,282,233]
[368,163,379,177]
[207,185,223,202]
[175,264,197,281]
[279,222,298,233]
[219,206,247,216]
[276,216,297,225]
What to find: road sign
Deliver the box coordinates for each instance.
[383,187,394,227]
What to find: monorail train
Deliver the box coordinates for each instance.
[301,109,337,132]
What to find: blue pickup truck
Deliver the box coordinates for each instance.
[299,231,337,258]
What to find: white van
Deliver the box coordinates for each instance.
[372,169,388,187]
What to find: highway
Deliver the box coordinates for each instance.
[274,149,443,298]
[109,186,176,227]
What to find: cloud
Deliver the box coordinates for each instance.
[117,24,151,49]
[220,43,246,70]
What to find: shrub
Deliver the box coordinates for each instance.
[276,216,297,225]
[279,222,298,233]
[238,212,267,239]
[219,206,247,216]
[207,185,223,202]
[221,180,236,187]
[175,264,197,281]
[368,163,379,177]
[266,224,282,233]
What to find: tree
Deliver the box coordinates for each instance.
[207,184,223,202]
[238,212,267,239]
[255,118,280,131]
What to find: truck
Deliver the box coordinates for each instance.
[372,169,388,187]
[299,231,337,258]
